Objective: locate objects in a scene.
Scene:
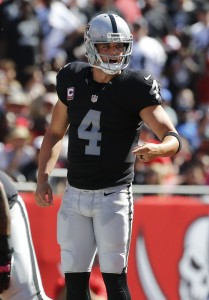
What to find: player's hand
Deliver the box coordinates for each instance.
[0,235,13,294]
[34,182,53,207]
[132,142,161,162]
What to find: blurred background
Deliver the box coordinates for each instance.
[1,0,209,299]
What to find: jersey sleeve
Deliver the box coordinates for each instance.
[56,62,89,106]
[128,71,163,112]
[138,72,163,110]
[56,63,72,106]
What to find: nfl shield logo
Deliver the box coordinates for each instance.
[91,95,98,103]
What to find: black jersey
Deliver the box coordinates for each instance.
[56,62,162,189]
[0,171,18,209]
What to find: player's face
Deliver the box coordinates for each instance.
[96,43,124,63]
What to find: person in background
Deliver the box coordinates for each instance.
[161,88,178,126]
[0,125,35,182]
[5,0,42,77]
[0,170,52,300]
[176,88,201,152]
[35,13,181,300]
[129,16,167,79]
[20,135,44,182]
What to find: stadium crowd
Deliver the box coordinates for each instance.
[0,0,209,189]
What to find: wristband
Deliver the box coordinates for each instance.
[162,131,182,155]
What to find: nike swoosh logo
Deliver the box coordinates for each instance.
[144,74,151,81]
[104,192,116,196]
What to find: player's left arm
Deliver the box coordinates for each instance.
[133,105,181,161]
[0,182,13,293]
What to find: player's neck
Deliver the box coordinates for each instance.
[92,67,118,83]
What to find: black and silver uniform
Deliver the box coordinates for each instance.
[56,61,162,189]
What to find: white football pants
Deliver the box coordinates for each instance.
[57,183,133,274]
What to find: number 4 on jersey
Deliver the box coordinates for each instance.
[150,79,160,100]
[78,109,102,155]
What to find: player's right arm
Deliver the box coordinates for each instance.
[35,99,69,207]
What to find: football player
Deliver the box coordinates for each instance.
[0,170,52,300]
[35,13,181,299]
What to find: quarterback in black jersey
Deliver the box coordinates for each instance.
[35,13,181,300]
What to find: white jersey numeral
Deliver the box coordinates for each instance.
[149,79,160,100]
[78,109,101,155]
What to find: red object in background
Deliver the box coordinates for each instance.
[21,193,209,300]
[115,0,142,24]
[22,193,61,298]
[90,264,107,298]
[128,196,209,300]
